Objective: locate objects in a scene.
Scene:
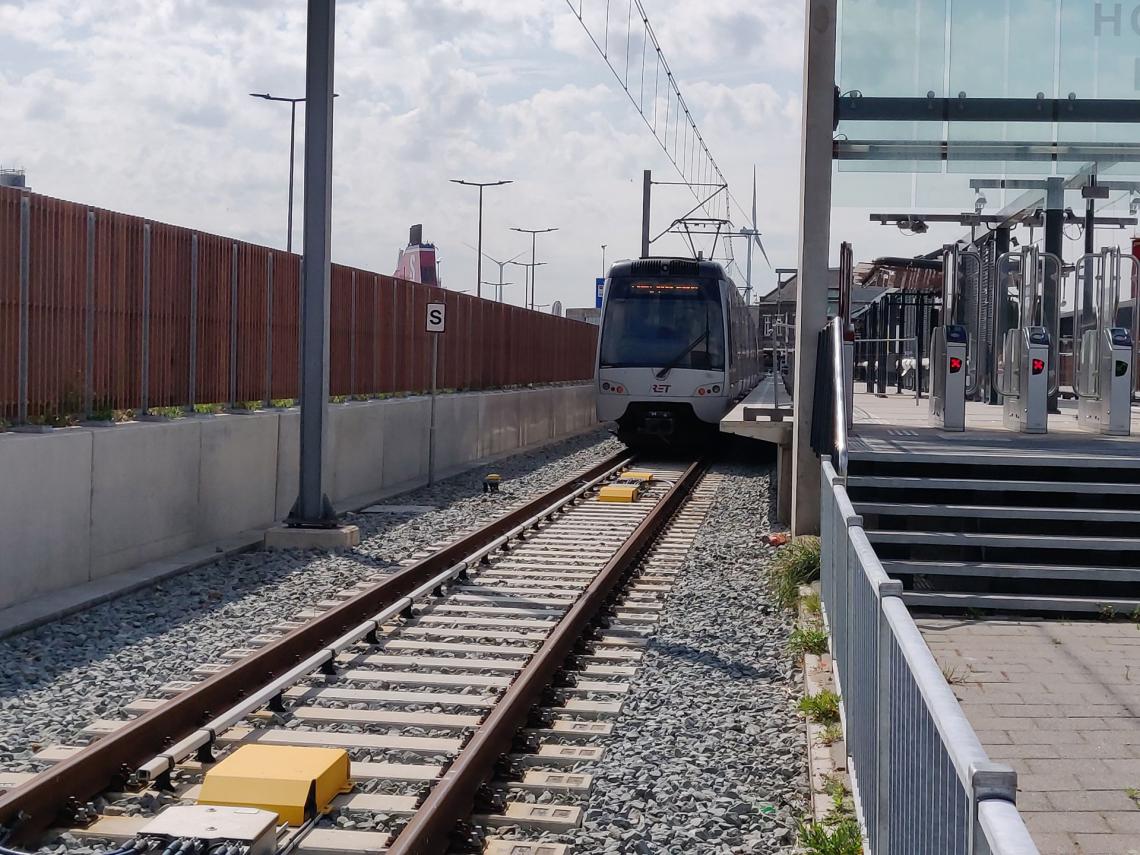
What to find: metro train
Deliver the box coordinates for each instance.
[595,257,761,445]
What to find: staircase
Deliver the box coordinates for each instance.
[845,452,1140,613]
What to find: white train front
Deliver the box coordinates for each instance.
[595,257,760,444]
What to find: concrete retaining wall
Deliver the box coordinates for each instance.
[0,384,597,611]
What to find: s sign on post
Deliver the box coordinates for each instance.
[427,301,445,485]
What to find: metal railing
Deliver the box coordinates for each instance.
[820,461,1040,855]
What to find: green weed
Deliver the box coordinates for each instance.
[789,624,830,659]
[796,818,862,855]
[819,724,844,746]
[771,536,822,610]
[798,690,840,725]
[801,591,822,616]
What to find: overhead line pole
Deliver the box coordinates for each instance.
[288,0,336,528]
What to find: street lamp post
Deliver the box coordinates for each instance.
[509,260,548,309]
[601,244,607,276]
[249,91,339,253]
[450,179,513,300]
[511,226,558,310]
[482,280,513,302]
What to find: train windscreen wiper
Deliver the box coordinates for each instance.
[655,328,708,379]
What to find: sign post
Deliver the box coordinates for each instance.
[426,302,445,485]
[595,277,605,309]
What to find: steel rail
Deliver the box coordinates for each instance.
[0,450,634,841]
[385,457,707,855]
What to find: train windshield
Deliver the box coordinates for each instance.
[599,277,725,370]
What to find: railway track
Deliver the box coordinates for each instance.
[0,452,719,855]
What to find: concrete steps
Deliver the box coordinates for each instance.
[848,449,1140,613]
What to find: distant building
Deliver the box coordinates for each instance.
[566,307,600,325]
[394,224,439,286]
[0,168,27,190]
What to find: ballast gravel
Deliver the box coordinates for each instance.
[0,429,622,771]
[554,460,806,854]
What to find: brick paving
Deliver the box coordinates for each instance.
[917,618,1140,855]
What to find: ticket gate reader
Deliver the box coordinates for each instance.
[930,324,968,431]
[1078,328,1133,436]
[1002,326,1050,434]
[1072,248,1136,436]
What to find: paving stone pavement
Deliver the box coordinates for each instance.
[917,617,1140,855]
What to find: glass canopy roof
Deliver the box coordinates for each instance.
[834,0,1140,209]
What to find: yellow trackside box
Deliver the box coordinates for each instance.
[598,483,641,503]
[198,744,351,825]
[622,471,654,482]
[597,472,654,503]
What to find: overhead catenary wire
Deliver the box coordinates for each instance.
[564,0,727,219]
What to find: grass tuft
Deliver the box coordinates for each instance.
[789,624,830,659]
[770,536,821,610]
[819,723,844,746]
[797,818,862,855]
[801,591,822,616]
[798,690,840,725]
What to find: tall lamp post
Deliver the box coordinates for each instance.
[249,91,339,253]
[511,226,558,310]
[450,179,513,299]
[509,260,548,310]
[482,280,514,301]
[601,244,608,276]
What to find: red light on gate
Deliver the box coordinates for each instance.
[1032,358,1045,375]
[949,357,963,374]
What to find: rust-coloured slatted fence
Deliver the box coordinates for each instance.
[0,187,598,424]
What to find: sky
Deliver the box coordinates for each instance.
[2,0,1137,313]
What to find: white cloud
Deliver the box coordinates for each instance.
[6,0,988,312]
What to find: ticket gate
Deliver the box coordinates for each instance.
[1002,326,1051,433]
[996,246,1055,434]
[930,323,968,430]
[1073,248,1136,436]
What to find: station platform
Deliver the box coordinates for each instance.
[721,376,793,523]
[719,375,792,445]
[919,617,1140,855]
[851,390,1140,465]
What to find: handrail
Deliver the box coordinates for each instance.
[830,316,849,475]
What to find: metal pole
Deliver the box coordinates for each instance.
[85,210,96,418]
[287,101,297,254]
[265,252,274,408]
[141,223,152,415]
[476,187,483,300]
[428,334,438,486]
[1044,176,1064,413]
[229,243,239,408]
[601,244,607,276]
[791,0,837,535]
[530,232,536,310]
[641,169,651,258]
[17,195,29,425]
[289,0,336,527]
[188,233,198,411]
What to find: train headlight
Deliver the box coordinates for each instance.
[694,385,723,397]
[600,382,626,394]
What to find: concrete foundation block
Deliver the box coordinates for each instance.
[329,402,385,505]
[520,387,556,446]
[90,419,201,579]
[198,413,281,541]
[478,391,522,458]
[433,393,482,477]
[264,524,361,551]
[381,397,430,491]
[274,409,301,520]
[0,429,94,609]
